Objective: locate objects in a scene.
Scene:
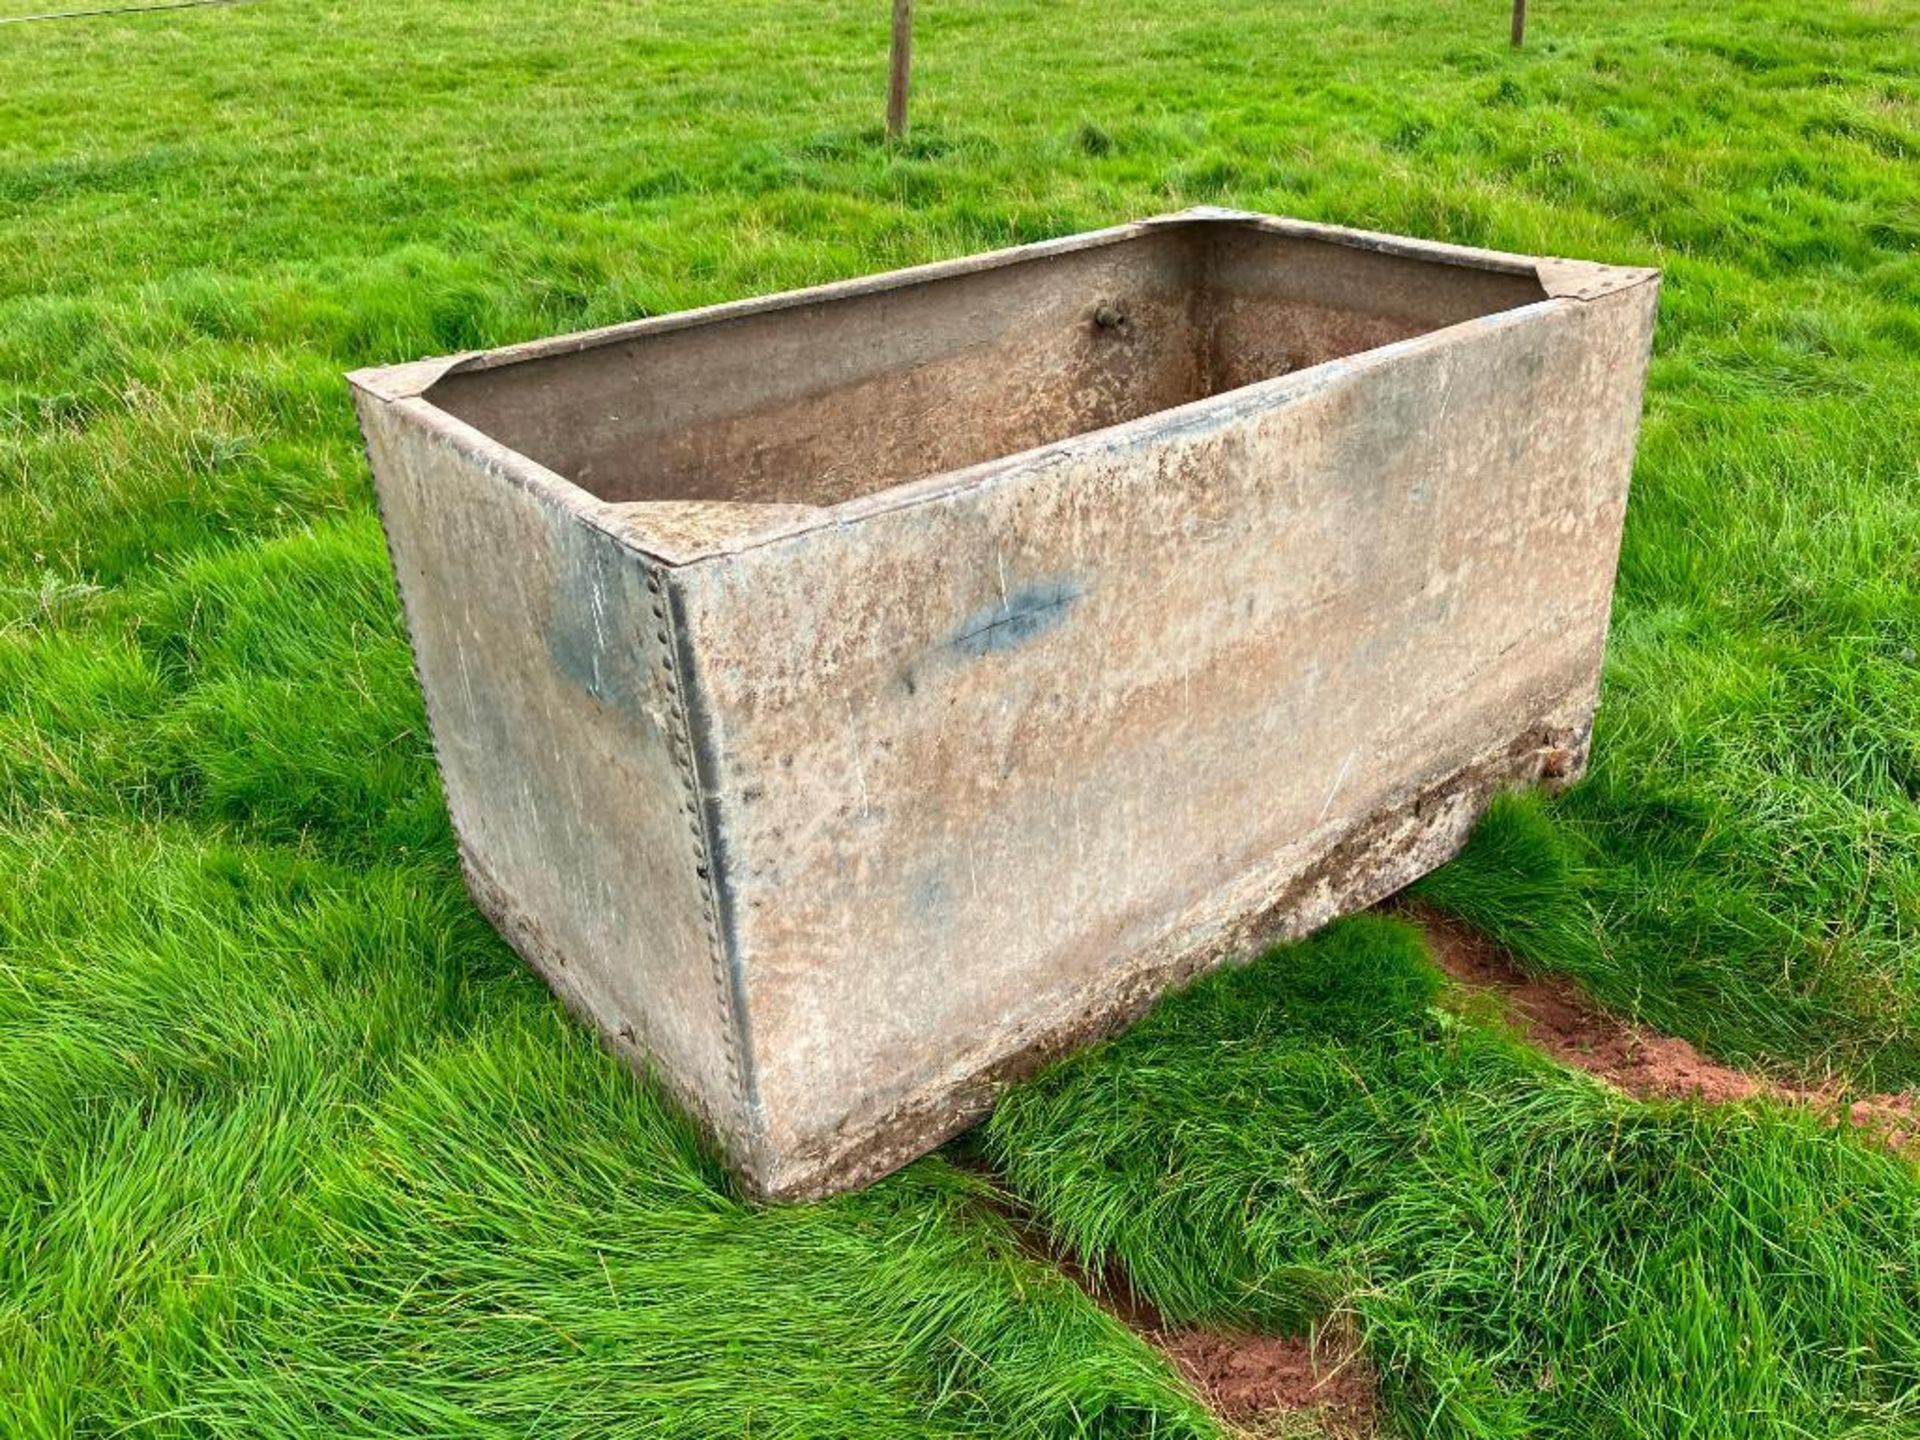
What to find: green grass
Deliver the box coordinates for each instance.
[1,0,1916,1433]
[0,824,1213,1438]
[986,917,1920,1438]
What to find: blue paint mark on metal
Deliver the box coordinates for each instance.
[547,536,652,722]
[951,577,1083,656]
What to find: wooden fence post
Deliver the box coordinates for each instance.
[887,0,914,139]
[1511,0,1526,47]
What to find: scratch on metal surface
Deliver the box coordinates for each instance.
[1316,747,1358,826]
[845,699,871,819]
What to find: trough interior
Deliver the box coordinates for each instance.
[426,222,1550,510]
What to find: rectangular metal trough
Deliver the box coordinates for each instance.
[350,209,1658,1200]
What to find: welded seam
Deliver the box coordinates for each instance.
[647,563,763,1167]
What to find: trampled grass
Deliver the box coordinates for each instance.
[987,917,1920,1437]
[1,0,1916,1433]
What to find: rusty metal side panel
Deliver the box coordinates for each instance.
[426,232,1208,509]
[675,281,1656,1196]
[354,395,751,1156]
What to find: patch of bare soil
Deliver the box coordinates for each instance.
[1406,904,1918,1149]
[1150,1325,1377,1438]
[963,1166,1379,1438]
[1076,1253,1377,1436]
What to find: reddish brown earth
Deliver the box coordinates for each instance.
[969,1174,1380,1437]
[1080,1247,1377,1436]
[1054,1246,1375,1434]
[1088,1263,1376,1438]
[1150,1326,1377,1437]
[1408,905,1919,1148]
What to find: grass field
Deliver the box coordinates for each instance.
[2,0,1917,1434]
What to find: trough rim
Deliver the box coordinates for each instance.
[345,208,1659,568]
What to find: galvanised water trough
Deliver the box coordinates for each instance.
[351,209,1658,1200]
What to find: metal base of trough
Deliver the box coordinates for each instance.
[350,209,1658,1201]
